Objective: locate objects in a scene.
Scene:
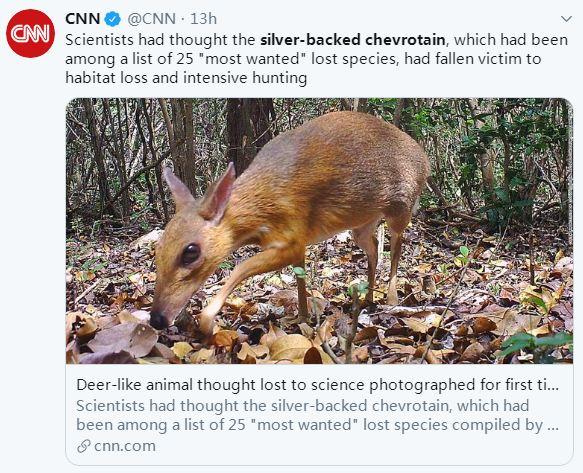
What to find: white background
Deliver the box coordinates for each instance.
[0,0,580,471]
[66,365,574,467]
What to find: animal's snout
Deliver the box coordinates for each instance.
[149,310,169,330]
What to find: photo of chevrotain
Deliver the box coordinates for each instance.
[66,98,573,365]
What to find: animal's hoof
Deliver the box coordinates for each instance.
[197,311,216,338]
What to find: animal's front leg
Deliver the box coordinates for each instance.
[198,245,304,336]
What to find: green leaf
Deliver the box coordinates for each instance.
[510,199,534,208]
[494,188,510,202]
[293,266,306,279]
[348,281,369,297]
[534,332,573,347]
[459,246,470,258]
[522,294,548,312]
[509,176,526,189]
[498,339,532,358]
[501,332,535,348]
[454,255,468,267]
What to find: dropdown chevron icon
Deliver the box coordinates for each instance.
[561,16,572,22]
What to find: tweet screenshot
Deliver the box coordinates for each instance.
[2,0,580,471]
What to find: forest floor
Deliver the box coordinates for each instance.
[66,216,573,364]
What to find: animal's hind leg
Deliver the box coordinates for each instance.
[352,220,380,303]
[385,212,411,306]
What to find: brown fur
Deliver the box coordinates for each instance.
[152,111,430,334]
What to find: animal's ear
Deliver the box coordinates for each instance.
[199,162,236,225]
[163,167,195,211]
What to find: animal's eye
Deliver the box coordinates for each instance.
[181,243,201,266]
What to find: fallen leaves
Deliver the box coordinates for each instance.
[260,322,287,348]
[210,330,240,351]
[66,223,573,365]
[190,348,215,364]
[131,229,163,249]
[459,342,485,363]
[237,342,269,362]
[471,316,498,334]
[484,309,542,337]
[171,342,194,359]
[117,309,150,324]
[88,322,158,358]
[75,315,98,342]
[519,284,562,315]
[402,317,430,334]
[80,350,137,364]
[270,334,313,361]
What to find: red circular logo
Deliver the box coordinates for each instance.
[6,9,54,58]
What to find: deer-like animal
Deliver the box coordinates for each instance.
[150,111,430,335]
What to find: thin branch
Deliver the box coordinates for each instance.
[420,241,482,363]
[107,139,184,205]
[344,289,363,364]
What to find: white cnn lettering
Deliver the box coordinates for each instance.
[10,24,50,43]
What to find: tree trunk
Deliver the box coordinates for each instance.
[135,102,162,220]
[102,99,130,219]
[392,98,409,129]
[467,99,496,200]
[559,99,572,236]
[340,98,368,113]
[141,99,169,222]
[158,98,198,195]
[226,99,276,176]
[81,99,116,217]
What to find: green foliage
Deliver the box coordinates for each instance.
[484,183,534,228]
[293,266,307,279]
[476,99,566,227]
[66,98,570,236]
[498,331,572,363]
[419,191,438,209]
[454,245,471,266]
[348,281,369,298]
[437,262,451,276]
[521,293,549,314]
[81,258,106,272]
[70,216,84,237]
[369,98,567,228]
[488,281,501,296]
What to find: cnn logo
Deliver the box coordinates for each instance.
[10,24,51,43]
[6,9,55,57]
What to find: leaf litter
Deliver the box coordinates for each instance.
[66,221,573,364]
